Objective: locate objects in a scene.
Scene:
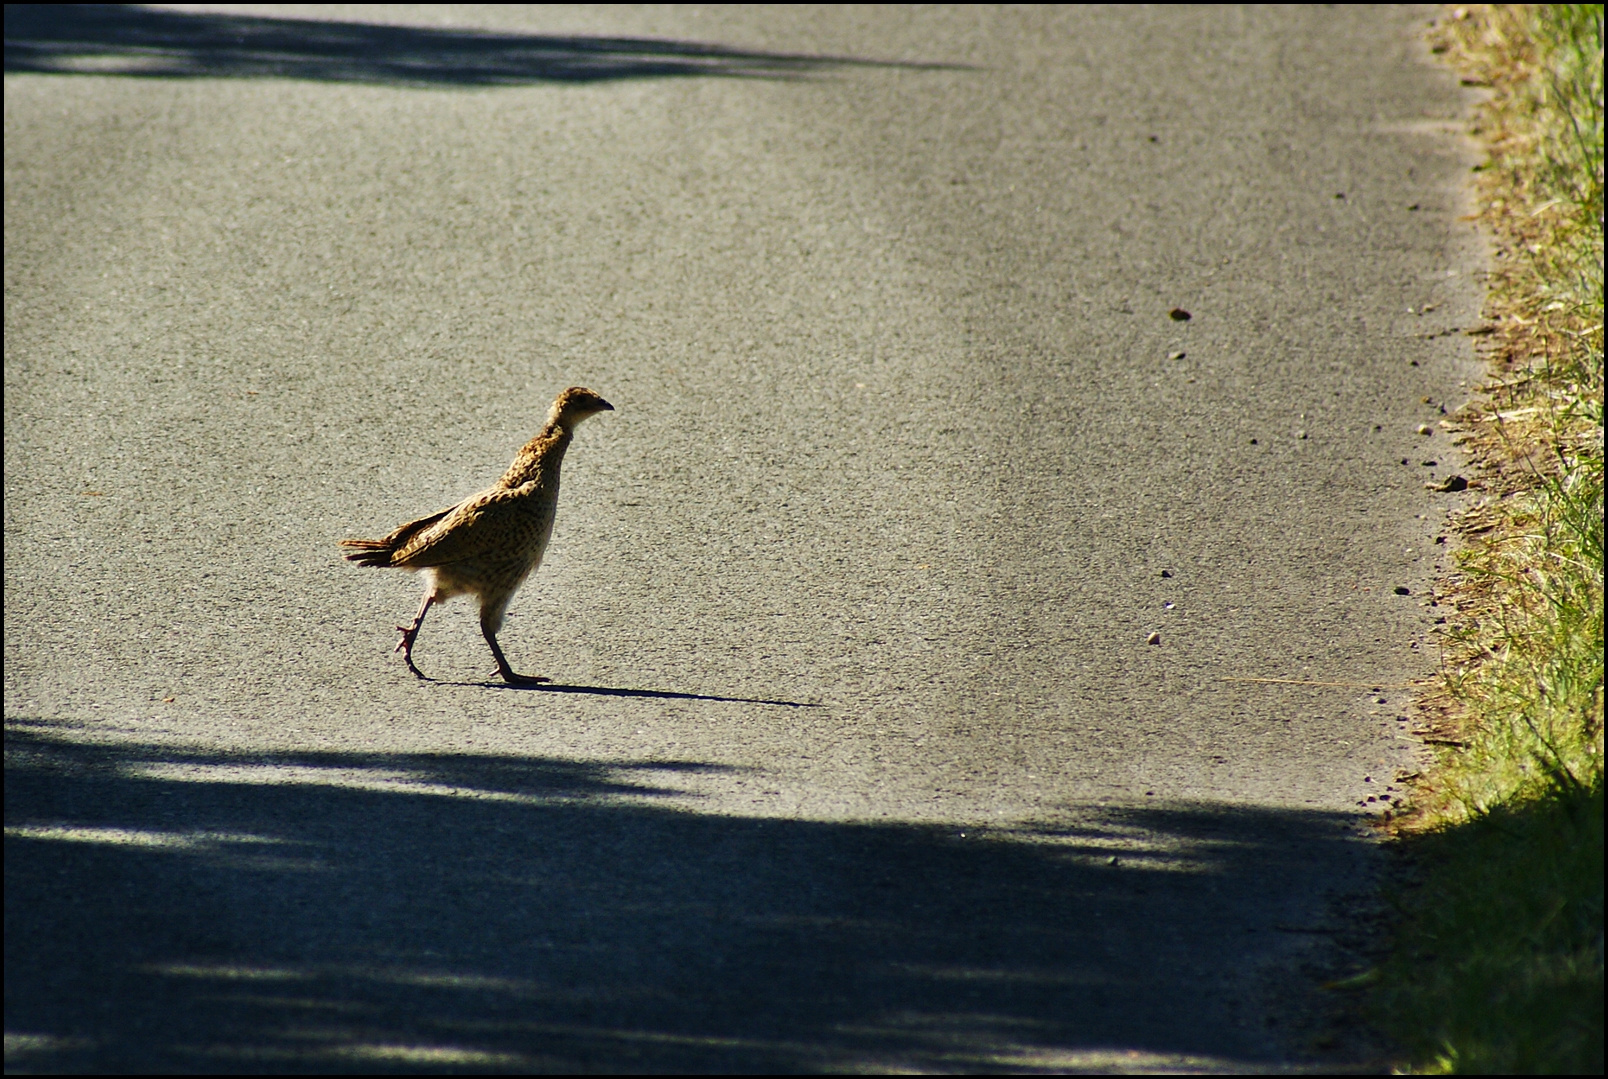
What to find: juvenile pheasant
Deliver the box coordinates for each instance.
[340,386,613,684]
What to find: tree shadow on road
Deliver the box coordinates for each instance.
[2,5,961,86]
[5,720,1372,1072]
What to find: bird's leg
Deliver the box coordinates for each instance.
[395,593,435,680]
[480,622,549,685]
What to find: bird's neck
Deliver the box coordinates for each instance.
[497,421,572,489]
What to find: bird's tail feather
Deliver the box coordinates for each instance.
[339,538,395,567]
[340,508,452,568]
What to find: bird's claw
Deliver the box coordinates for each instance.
[394,626,431,679]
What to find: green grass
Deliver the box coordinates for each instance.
[1379,784,1603,1072]
[1373,6,1604,1074]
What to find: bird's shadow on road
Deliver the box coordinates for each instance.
[2,4,966,86]
[455,678,820,708]
[5,720,1376,1072]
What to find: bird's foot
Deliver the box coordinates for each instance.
[395,627,432,680]
[482,630,546,686]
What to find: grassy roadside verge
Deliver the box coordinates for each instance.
[1370,6,1604,1073]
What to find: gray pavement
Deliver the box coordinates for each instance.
[5,5,1482,1072]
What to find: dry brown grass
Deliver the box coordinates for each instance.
[1407,3,1603,828]
[1368,7,1603,1073]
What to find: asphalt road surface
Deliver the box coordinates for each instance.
[5,5,1482,1072]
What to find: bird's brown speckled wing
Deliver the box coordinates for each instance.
[339,506,453,566]
[389,484,547,568]
[381,507,453,550]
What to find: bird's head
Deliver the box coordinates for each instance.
[549,386,615,428]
